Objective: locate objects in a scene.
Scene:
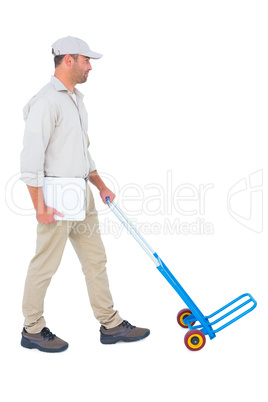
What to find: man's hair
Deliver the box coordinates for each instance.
[53,52,79,68]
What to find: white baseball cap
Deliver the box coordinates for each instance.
[51,36,102,59]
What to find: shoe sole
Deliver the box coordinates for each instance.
[21,336,68,353]
[100,330,150,345]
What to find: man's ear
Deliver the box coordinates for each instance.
[63,54,73,67]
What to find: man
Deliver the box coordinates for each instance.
[20,36,150,352]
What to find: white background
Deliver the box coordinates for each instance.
[1,1,267,401]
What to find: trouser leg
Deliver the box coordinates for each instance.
[22,221,70,333]
[69,186,123,329]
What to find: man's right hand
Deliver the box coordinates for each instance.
[36,206,64,224]
[26,185,64,224]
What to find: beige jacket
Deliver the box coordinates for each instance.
[20,76,96,187]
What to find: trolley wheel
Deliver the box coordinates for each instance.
[184,330,206,351]
[177,309,196,328]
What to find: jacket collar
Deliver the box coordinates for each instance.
[50,76,84,99]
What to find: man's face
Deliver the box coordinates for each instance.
[71,55,92,84]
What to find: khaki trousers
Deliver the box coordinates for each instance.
[22,184,122,334]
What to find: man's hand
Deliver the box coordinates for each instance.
[36,206,64,224]
[26,185,64,224]
[100,187,116,204]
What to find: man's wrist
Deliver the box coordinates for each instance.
[99,185,108,192]
[89,170,107,191]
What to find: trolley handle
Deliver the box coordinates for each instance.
[106,197,159,266]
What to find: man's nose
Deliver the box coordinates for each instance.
[88,62,92,70]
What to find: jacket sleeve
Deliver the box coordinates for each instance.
[20,97,54,187]
[86,135,97,173]
[87,150,97,173]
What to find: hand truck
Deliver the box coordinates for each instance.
[106,198,257,351]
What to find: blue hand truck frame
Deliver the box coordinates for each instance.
[106,198,257,351]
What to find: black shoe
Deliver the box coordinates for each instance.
[21,327,69,353]
[100,320,150,344]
